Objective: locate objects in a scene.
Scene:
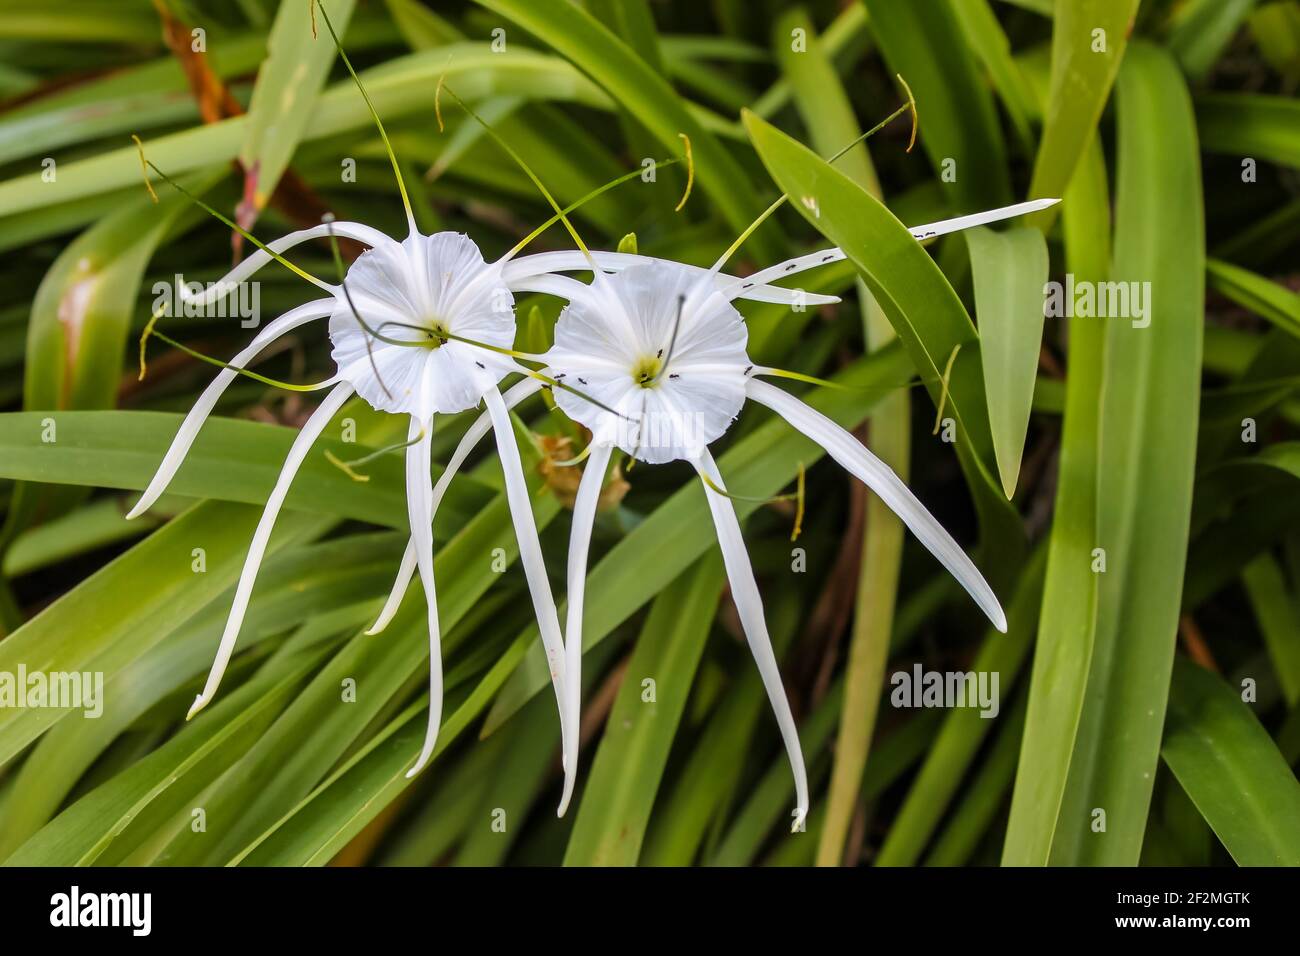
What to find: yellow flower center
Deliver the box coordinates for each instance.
[631,355,663,388]
[423,319,450,349]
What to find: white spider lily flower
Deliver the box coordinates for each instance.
[539,260,1011,828]
[372,198,1055,820]
[126,218,813,799]
[544,200,1056,826]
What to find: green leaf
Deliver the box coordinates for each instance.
[1242,554,1300,707]
[237,0,356,219]
[877,548,1045,866]
[3,499,161,577]
[3,181,208,543]
[948,0,1037,154]
[711,678,848,866]
[383,0,462,48]
[162,480,560,865]
[749,3,871,120]
[0,535,397,858]
[741,108,1014,528]
[772,6,879,196]
[468,0,780,260]
[0,1,159,44]
[1198,94,1300,169]
[0,502,330,768]
[966,225,1049,498]
[860,0,1011,211]
[1249,1,1300,84]
[1050,42,1205,866]
[1026,0,1140,225]
[0,46,613,218]
[1003,135,1110,865]
[0,410,492,530]
[3,655,321,866]
[769,5,907,868]
[640,594,803,865]
[563,555,723,865]
[1168,0,1261,79]
[1162,658,1300,865]
[1206,257,1300,340]
[927,689,1028,865]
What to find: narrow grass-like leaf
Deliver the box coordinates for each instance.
[1162,658,1300,865]
[948,0,1037,154]
[877,548,1045,866]
[1167,0,1261,80]
[1206,258,1300,340]
[563,556,724,865]
[237,0,356,221]
[927,690,1028,866]
[860,0,1011,211]
[966,225,1049,498]
[1249,1,1300,83]
[160,477,560,865]
[1242,555,1300,707]
[1197,94,1300,169]
[3,183,206,543]
[3,499,160,577]
[0,46,614,217]
[1002,137,1109,865]
[640,595,803,866]
[3,655,322,866]
[0,537,396,857]
[1026,0,1140,227]
[742,108,1019,557]
[769,5,905,867]
[0,410,492,530]
[0,503,328,767]
[468,0,780,260]
[1050,42,1204,866]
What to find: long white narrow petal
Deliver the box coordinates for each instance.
[502,251,839,306]
[556,441,612,817]
[483,385,574,813]
[692,449,809,830]
[722,198,1062,299]
[746,377,1008,632]
[366,377,545,635]
[127,298,336,520]
[176,221,385,306]
[187,382,354,719]
[905,197,1059,241]
[405,413,445,778]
